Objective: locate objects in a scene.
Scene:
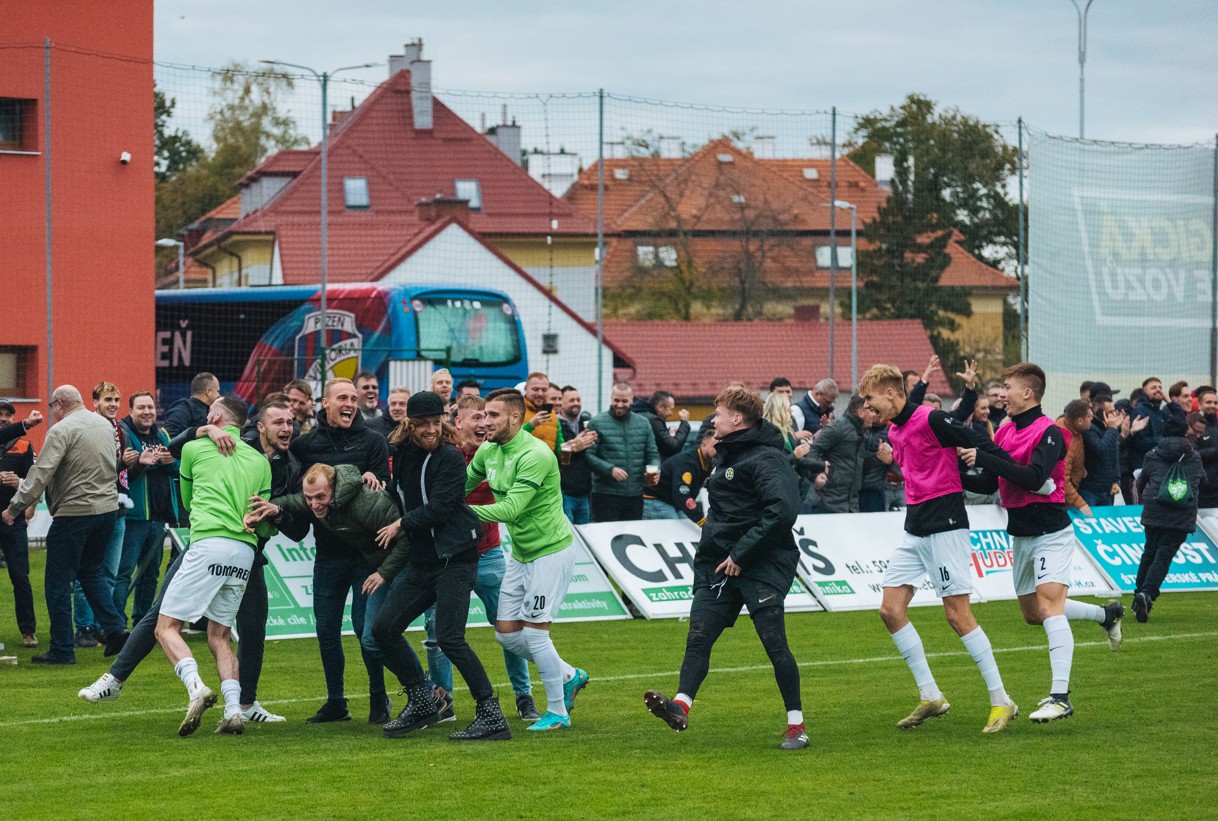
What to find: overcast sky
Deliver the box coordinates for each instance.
[154,0,1217,146]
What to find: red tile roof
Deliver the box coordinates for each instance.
[194,70,596,284]
[605,319,952,399]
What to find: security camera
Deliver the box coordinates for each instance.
[119,151,131,165]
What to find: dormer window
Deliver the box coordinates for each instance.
[454,178,482,210]
[343,177,370,209]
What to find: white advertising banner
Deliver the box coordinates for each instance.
[577,519,823,619]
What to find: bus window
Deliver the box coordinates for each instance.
[414,297,521,366]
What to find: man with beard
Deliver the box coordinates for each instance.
[290,378,392,724]
[422,394,539,722]
[78,401,301,724]
[355,371,394,438]
[586,383,660,522]
[371,391,510,741]
[466,388,588,732]
[643,385,807,749]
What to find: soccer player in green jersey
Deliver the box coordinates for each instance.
[467,389,588,731]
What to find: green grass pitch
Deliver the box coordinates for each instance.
[1,550,1215,820]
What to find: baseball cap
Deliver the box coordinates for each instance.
[1088,381,1121,400]
[406,390,446,419]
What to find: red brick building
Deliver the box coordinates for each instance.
[2,1,155,442]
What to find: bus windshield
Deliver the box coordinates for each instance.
[414,297,521,366]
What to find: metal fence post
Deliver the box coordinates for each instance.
[828,106,837,381]
[1210,132,1218,386]
[595,88,605,414]
[1018,117,1028,362]
[44,38,53,409]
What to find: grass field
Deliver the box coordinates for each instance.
[1,549,1215,820]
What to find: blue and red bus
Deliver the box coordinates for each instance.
[155,283,528,408]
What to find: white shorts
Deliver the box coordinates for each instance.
[159,537,255,628]
[883,529,974,598]
[1011,526,1075,597]
[498,544,575,624]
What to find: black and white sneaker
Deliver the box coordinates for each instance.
[435,687,456,723]
[1100,600,1124,650]
[644,690,688,732]
[515,694,541,722]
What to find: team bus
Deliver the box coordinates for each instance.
[155,283,528,409]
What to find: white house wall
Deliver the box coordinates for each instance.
[380,224,615,411]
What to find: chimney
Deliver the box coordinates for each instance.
[658,135,682,158]
[808,142,833,160]
[388,38,424,75]
[753,135,776,159]
[416,195,470,225]
[604,141,625,159]
[875,153,895,189]
[485,110,522,166]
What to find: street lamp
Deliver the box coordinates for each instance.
[1071,0,1097,139]
[260,59,379,389]
[155,237,185,289]
[821,201,858,390]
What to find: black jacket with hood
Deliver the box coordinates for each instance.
[1136,436,1206,532]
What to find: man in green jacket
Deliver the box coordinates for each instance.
[585,382,660,522]
[154,396,272,737]
[468,388,588,732]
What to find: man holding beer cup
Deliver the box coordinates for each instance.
[585,383,661,522]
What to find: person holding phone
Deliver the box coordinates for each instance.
[521,372,564,458]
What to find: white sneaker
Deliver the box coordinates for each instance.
[178,685,217,737]
[215,713,245,735]
[78,673,123,703]
[240,701,286,723]
[1029,695,1074,723]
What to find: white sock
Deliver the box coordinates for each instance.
[174,658,203,696]
[960,627,1008,706]
[1043,615,1073,695]
[220,679,242,719]
[100,672,122,688]
[1063,599,1105,623]
[522,626,568,718]
[891,623,941,701]
[561,660,576,682]
[496,630,533,661]
[787,710,803,725]
[673,693,693,711]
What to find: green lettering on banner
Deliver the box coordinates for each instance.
[816,580,856,596]
[643,585,694,603]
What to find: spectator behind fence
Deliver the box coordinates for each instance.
[634,390,691,461]
[430,369,455,409]
[522,372,561,456]
[355,371,394,438]
[646,425,717,523]
[808,395,868,514]
[284,379,316,437]
[1057,399,1094,516]
[859,403,893,513]
[0,401,38,648]
[794,378,837,438]
[556,386,596,525]
[1131,376,1169,471]
[163,372,219,437]
[3,386,130,664]
[386,387,410,429]
[1079,396,1124,508]
[586,382,660,522]
[1168,381,1192,418]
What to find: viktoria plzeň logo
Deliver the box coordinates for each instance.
[296,310,363,386]
[968,530,1014,579]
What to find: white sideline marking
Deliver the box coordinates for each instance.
[2,631,1212,729]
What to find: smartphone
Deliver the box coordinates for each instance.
[541,403,554,412]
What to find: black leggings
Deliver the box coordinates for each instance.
[1136,526,1190,600]
[677,605,802,712]
[371,560,493,702]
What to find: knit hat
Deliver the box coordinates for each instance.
[407,391,446,419]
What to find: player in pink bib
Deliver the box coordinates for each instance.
[958,363,1124,724]
[859,364,1019,734]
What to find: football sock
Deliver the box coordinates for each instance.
[495,629,533,661]
[1043,615,1074,695]
[174,658,203,696]
[220,679,241,720]
[522,626,568,718]
[1063,599,1105,623]
[891,623,942,701]
[960,626,1008,706]
[673,693,692,713]
[561,660,576,682]
[787,710,803,725]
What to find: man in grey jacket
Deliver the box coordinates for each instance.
[808,395,868,514]
[3,386,129,663]
[586,383,660,522]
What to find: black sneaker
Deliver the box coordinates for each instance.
[1133,591,1151,623]
[368,693,391,724]
[449,696,512,742]
[306,699,352,724]
[644,690,688,731]
[383,684,441,739]
[435,687,456,723]
[515,694,541,722]
[32,652,76,665]
[1100,600,1124,650]
[74,629,98,648]
[103,630,130,658]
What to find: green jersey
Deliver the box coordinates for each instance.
[466,427,572,563]
[179,427,273,548]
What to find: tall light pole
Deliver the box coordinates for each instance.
[155,237,185,289]
[1072,0,1096,139]
[260,59,378,388]
[821,201,858,390]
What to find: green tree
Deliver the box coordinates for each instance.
[154,86,203,183]
[155,63,308,276]
[854,142,971,375]
[848,93,1018,271]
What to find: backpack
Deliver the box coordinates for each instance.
[1156,454,1194,509]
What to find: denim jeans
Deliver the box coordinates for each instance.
[423,546,532,696]
[112,519,166,627]
[1079,488,1113,509]
[1,524,35,635]
[642,497,681,520]
[73,512,123,631]
[563,494,590,525]
[313,552,386,701]
[371,558,493,702]
[45,511,124,660]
